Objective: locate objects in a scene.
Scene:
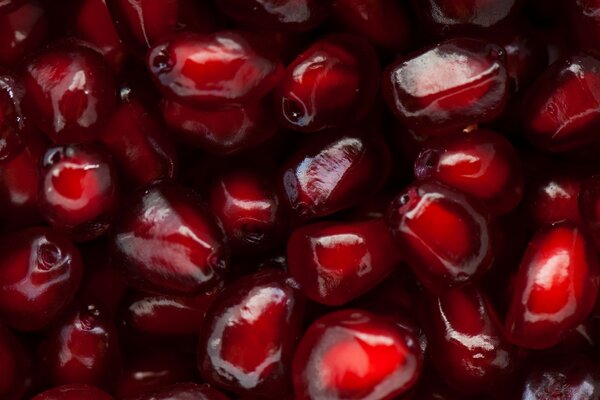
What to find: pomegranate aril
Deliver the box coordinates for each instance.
[39,143,119,241]
[0,70,31,163]
[119,285,221,337]
[110,180,229,295]
[162,98,277,156]
[0,1,48,67]
[386,181,494,292]
[0,323,32,400]
[38,302,120,389]
[414,129,524,215]
[147,31,283,109]
[105,0,223,54]
[287,219,402,306]
[569,0,600,55]
[498,29,549,93]
[331,0,413,53]
[276,33,379,132]
[101,84,178,186]
[198,269,304,397]
[522,52,600,152]
[279,128,390,221]
[580,175,600,251]
[292,309,423,400]
[116,351,196,399]
[70,0,125,71]
[216,0,330,32]
[0,0,25,15]
[22,40,116,144]
[505,222,600,349]
[382,37,509,137]
[414,0,522,37]
[0,227,82,331]
[421,286,517,395]
[32,384,114,400]
[132,383,229,400]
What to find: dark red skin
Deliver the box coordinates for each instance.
[32,384,114,400]
[522,52,600,152]
[162,98,277,156]
[119,285,221,337]
[0,323,32,400]
[69,0,124,71]
[147,31,284,110]
[198,269,304,397]
[386,181,494,292]
[21,40,116,144]
[276,34,379,132]
[208,168,287,255]
[505,222,600,349]
[0,0,25,15]
[279,129,391,221]
[216,0,331,32]
[110,180,229,295]
[0,227,83,331]
[580,175,600,251]
[105,0,223,54]
[101,85,178,186]
[0,130,47,227]
[287,219,402,306]
[523,164,584,230]
[38,302,120,389]
[0,1,48,67]
[0,70,31,163]
[414,0,522,37]
[382,38,509,137]
[292,309,423,400]
[116,351,196,399]
[520,356,600,399]
[414,130,524,215]
[421,286,517,395]
[331,0,413,52]
[39,143,119,241]
[131,383,230,400]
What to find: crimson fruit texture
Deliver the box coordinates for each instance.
[4,1,600,399]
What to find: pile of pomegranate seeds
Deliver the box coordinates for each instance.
[4,0,600,399]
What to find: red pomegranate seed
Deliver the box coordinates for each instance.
[132,383,229,400]
[280,128,390,221]
[39,143,119,241]
[287,219,402,306]
[505,222,600,349]
[421,286,517,395]
[119,285,221,337]
[21,40,116,144]
[331,0,413,52]
[162,98,277,156]
[382,38,509,137]
[276,34,379,132]
[198,269,304,397]
[386,181,494,292]
[0,0,25,15]
[415,0,522,37]
[70,0,124,71]
[38,302,120,389]
[0,1,48,67]
[101,84,178,186]
[208,167,287,254]
[292,309,423,400]
[32,384,114,400]
[147,31,283,109]
[0,323,32,400]
[116,351,196,399]
[0,70,31,163]
[569,0,600,55]
[0,227,82,331]
[414,129,524,215]
[110,180,229,295]
[580,175,600,251]
[216,0,331,32]
[498,29,548,93]
[522,52,600,152]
